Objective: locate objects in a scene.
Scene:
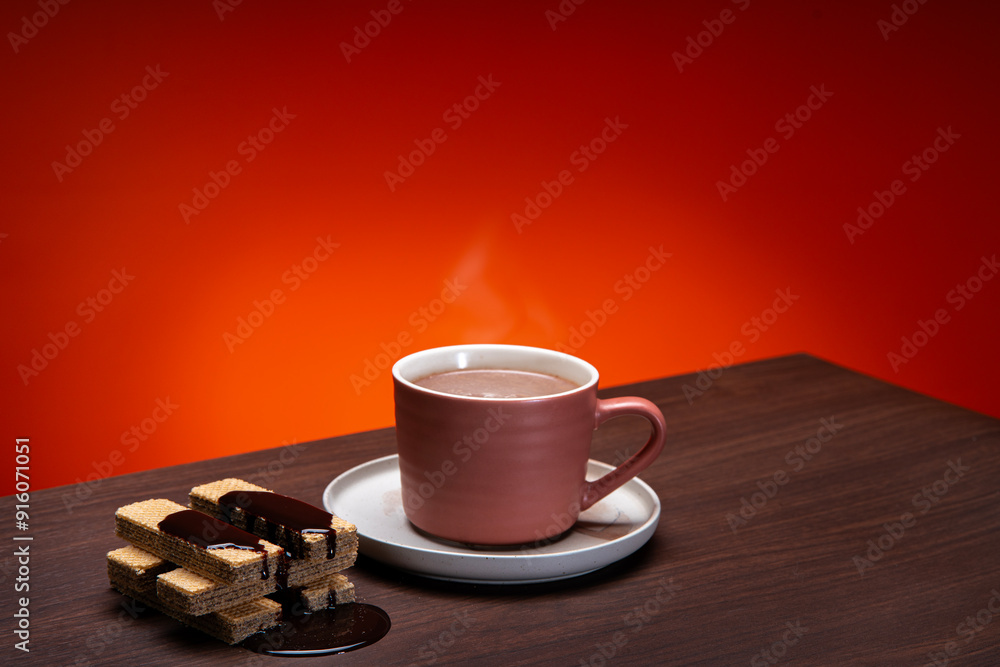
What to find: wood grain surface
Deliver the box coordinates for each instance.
[3,354,998,666]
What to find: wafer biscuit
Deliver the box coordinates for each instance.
[107,547,281,644]
[115,499,284,585]
[156,550,356,615]
[297,573,355,612]
[106,545,177,592]
[190,478,357,560]
[109,546,357,615]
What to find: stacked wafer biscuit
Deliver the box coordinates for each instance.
[108,480,358,644]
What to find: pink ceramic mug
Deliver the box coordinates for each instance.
[392,344,666,545]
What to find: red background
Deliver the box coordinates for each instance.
[3,0,998,496]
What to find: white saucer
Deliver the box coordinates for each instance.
[323,454,660,584]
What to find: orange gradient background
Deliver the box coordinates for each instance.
[3,0,998,496]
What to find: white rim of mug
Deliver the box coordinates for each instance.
[392,344,598,401]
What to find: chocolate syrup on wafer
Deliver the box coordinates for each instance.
[158,509,272,579]
[275,553,290,589]
[219,490,339,559]
[240,603,391,657]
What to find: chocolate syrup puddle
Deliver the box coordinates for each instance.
[219,490,338,559]
[240,603,391,657]
[158,509,271,579]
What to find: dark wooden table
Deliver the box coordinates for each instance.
[4,354,999,666]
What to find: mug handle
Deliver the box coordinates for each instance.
[580,397,666,511]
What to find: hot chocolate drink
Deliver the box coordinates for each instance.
[413,368,578,399]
